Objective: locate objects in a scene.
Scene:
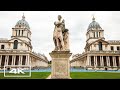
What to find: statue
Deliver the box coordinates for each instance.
[53,15,69,51]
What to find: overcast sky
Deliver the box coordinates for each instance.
[0,11,120,61]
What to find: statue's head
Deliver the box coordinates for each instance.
[58,15,62,20]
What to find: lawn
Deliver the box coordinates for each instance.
[1,72,120,79]
[0,72,51,79]
[70,72,120,79]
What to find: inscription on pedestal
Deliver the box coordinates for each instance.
[55,60,67,76]
[50,51,72,79]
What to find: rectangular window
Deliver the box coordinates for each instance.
[117,46,120,50]
[111,46,114,51]
[99,42,102,51]
[1,45,4,49]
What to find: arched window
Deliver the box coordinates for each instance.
[99,42,102,51]
[13,40,18,49]
[1,45,4,49]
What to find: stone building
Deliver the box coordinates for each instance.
[0,14,48,70]
[70,16,120,70]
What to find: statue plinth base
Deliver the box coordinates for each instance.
[49,51,72,79]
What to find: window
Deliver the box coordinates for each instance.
[1,45,4,49]
[99,42,102,50]
[117,46,120,50]
[13,40,18,49]
[111,46,114,51]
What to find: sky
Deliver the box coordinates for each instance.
[0,11,120,61]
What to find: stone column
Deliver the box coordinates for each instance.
[114,56,116,67]
[18,55,21,65]
[100,56,103,66]
[50,51,72,79]
[95,32,96,37]
[100,56,102,66]
[112,56,114,66]
[95,56,97,67]
[5,55,7,66]
[7,55,9,65]
[20,30,22,36]
[12,55,13,65]
[17,30,19,36]
[106,56,110,67]
[5,55,9,66]
[12,56,16,65]
[98,32,99,37]
[101,56,104,66]
[20,55,22,65]
[25,55,28,65]
[14,55,16,65]
[108,56,110,66]
[19,55,22,65]
[94,56,95,66]
[86,55,89,67]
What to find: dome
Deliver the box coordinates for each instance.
[15,14,30,29]
[87,16,102,31]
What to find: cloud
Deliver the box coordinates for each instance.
[0,11,120,61]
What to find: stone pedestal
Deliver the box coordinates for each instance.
[49,51,72,79]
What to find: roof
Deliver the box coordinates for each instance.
[87,16,102,31]
[15,14,30,29]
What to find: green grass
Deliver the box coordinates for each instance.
[0,72,51,79]
[70,72,120,79]
[1,72,120,79]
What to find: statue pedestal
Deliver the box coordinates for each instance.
[49,51,72,79]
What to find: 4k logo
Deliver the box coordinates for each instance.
[4,65,31,77]
[9,68,25,74]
